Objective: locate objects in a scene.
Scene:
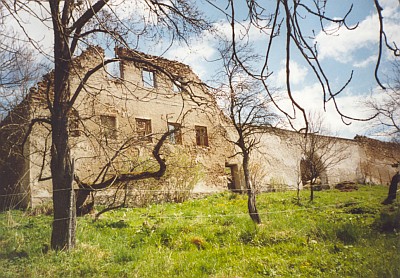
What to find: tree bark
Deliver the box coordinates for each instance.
[382,173,399,205]
[296,182,301,205]
[76,188,93,216]
[243,151,261,224]
[310,184,314,202]
[50,114,76,250]
[49,2,76,249]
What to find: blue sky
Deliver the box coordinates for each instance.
[159,0,400,139]
[5,0,400,139]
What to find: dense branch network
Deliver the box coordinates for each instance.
[0,0,213,250]
[207,0,396,131]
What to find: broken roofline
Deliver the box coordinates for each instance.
[0,44,213,122]
[113,46,216,100]
[115,46,194,78]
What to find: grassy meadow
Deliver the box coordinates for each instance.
[1,185,399,277]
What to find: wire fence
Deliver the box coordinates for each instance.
[43,202,366,223]
[1,182,391,225]
[2,191,386,224]
[0,183,304,197]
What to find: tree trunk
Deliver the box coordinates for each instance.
[243,152,261,224]
[296,182,301,205]
[49,11,76,249]
[310,184,314,202]
[50,107,76,250]
[382,173,399,205]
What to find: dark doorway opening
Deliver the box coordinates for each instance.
[226,163,240,192]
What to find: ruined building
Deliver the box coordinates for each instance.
[0,46,399,210]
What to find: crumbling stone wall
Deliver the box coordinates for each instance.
[7,46,233,208]
[0,99,31,210]
[2,46,399,210]
[322,139,361,185]
[355,136,399,185]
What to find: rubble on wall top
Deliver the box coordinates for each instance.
[354,134,399,147]
[115,46,195,78]
[354,134,400,160]
[1,44,210,125]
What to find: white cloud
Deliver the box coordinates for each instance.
[353,55,376,68]
[212,20,269,43]
[4,2,53,58]
[4,0,176,60]
[381,0,400,16]
[162,19,267,80]
[108,0,158,25]
[315,13,379,62]
[275,61,309,87]
[276,83,374,138]
[315,1,400,63]
[165,40,217,80]
[323,94,372,138]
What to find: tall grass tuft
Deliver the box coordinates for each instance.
[373,206,400,233]
[336,222,362,244]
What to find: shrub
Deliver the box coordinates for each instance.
[269,177,287,192]
[336,222,361,244]
[97,148,203,208]
[249,161,268,193]
[27,202,53,216]
[373,208,400,233]
[160,149,203,203]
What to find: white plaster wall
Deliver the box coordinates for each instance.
[253,131,302,189]
[324,140,362,185]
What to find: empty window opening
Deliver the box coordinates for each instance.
[106,60,123,79]
[172,80,182,93]
[168,122,182,144]
[100,115,117,139]
[69,109,81,137]
[226,164,240,192]
[136,118,152,142]
[142,69,156,88]
[195,125,208,146]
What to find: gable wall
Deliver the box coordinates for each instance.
[2,47,399,209]
[26,47,232,207]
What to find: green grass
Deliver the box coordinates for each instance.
[1,185,400,277]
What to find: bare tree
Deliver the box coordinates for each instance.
[297,112,349,201]
[367,60,400,204]
[382,164,400,205]
[207,0,397,207]
[367,60,400,140]
[1,0,398,251]
[1,0,210,250]
[206,0,398,130]
[215,44,278,224]
[0,4,46,210]
[0,5,43,118]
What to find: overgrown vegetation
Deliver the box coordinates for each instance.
[1,185,399,277]
[97,149,203,210]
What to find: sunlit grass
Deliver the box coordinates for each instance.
[1,185,399,277]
